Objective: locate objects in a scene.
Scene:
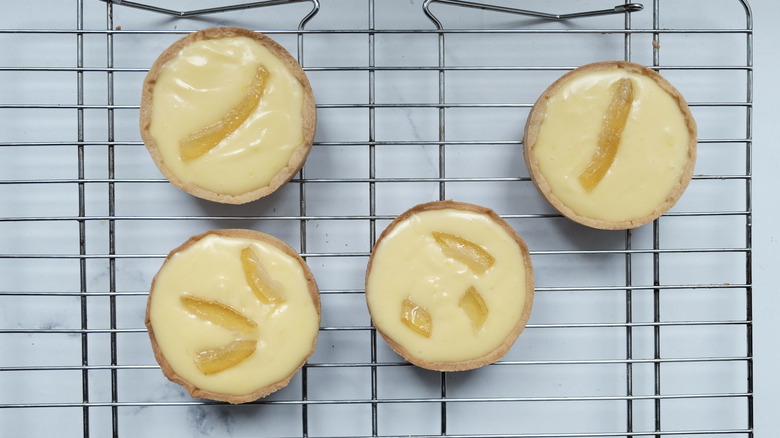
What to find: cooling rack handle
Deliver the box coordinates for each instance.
[99,0,316,19]
[298,0,320,30]
[423,0,643,27]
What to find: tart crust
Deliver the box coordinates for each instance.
[146,229,320,404]
[365,200,534,372]
[523,61,697,230]
[140,27,316,204]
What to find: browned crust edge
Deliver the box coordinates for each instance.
[365,200,535,372]
[139,27,317,205]
[145,228,321,404]
[523,61,698,230]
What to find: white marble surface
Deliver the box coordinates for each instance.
[1,0,778,436]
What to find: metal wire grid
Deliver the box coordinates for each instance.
[0,0,753,437]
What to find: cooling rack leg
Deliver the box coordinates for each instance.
[368,1,380,435]
[297,20,311,437]
[105,1,120,436]
[624,4,636,434]
[76,1,91,436]
[651,4,662,436]
[744,7,755,437]
[435,14,448,433]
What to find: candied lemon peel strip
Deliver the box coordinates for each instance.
[241,246,286,305]
[194,339,257,375]
[432,231,496,274]
[180,294,258,333]
[579,77,635,191]
[459,286,488,330]
[179,66,269,162]
[401,298,432,338]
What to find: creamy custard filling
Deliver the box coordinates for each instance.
[149,36,305,196]
[367,209,529,363]
[533,70,691,223]
[149,234,318,396]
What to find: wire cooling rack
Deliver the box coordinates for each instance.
[0,0,753,437]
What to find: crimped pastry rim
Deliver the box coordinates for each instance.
[365,200,535,372]
[139,27,317,205]
[523,61,698,230]
[145,228,321,404]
